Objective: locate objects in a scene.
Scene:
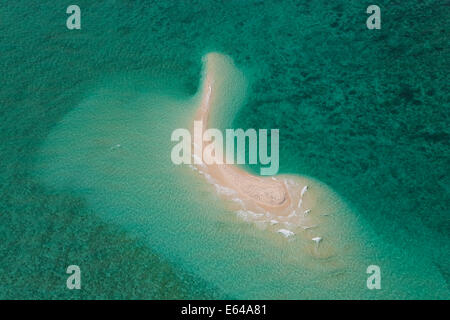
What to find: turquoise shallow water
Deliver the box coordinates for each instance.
[33,55,447,299]
[1,1,448,299]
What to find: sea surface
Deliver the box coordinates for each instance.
[0,1,448,299]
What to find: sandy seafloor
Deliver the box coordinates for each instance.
[0,1,448,299]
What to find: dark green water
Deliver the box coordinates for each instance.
[0,0,448,299]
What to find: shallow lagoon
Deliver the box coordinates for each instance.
[1,1,448,299]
